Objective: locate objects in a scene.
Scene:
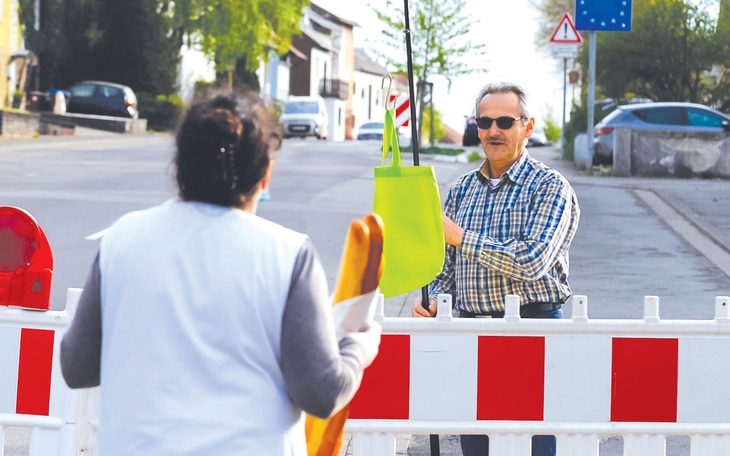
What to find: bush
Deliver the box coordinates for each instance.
[137,93,184,131]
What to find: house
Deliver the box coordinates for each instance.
[0,0,22,108]
[288,3,357,140]
[352,48,388,128]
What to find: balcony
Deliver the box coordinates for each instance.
[319,78,348,100]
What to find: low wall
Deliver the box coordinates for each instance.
[614,128,730,178]
[40,112,147,134]
[0,110,41,138]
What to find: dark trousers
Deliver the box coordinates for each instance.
[459,304,562,456]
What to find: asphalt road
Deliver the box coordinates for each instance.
[2,132,730,456]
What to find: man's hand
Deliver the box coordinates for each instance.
[443,214,465,247]
[411,298,437,318]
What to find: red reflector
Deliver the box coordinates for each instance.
[595,127,614,136]
[124,100,133,107]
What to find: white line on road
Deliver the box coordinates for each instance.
[85,227,110,240]
[635,189,730,279]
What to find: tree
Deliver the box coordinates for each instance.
[95,0,181,94]
[373,0,485,144]
[169,0,309,86]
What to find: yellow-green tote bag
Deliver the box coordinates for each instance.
[373,109,445,298]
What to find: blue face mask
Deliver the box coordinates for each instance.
[259,188,270,202]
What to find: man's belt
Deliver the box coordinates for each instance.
[459,302,561,319]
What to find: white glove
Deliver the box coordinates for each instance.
[344,322,382,368]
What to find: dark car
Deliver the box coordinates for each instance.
[462,111,479,146]
[593,102,730,165]
[66,81,139,118]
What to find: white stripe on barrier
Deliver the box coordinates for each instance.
[410,333,476,421]
[678,338,730,423]
[0,326,21,414]
[544,335,612,422]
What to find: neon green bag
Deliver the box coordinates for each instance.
[373,109,445,298]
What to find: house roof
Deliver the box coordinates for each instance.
[300,28,336,52]
[310,3,358,28]
[354,49,387,76]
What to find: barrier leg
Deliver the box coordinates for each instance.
[556,433,599,456]
[352,432,396,456]
[29,427,61,456]
[624,433,665,456]
[489,432,531,455]
[691,434,730,455]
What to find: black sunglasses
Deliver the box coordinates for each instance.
[475,116,525,130]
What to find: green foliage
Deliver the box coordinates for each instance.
[176,0,309,73]
[18,0,179,93]
[468,151,482,162]
[137,92,185,131]
[420,107,447,143]
[541,107,561,143]
[373,0,485,84]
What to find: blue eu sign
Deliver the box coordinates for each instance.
[575,0,633,32]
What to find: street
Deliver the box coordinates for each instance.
[1,131,730,456]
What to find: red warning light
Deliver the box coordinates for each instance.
[0,207,53,310]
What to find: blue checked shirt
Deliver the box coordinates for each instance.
[429,152,580,314]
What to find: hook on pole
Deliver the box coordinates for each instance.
[381,73,393,111]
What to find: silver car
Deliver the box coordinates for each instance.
[593,102,730,165]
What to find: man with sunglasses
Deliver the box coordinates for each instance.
[412,82,580,456]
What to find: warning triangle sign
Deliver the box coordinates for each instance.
[550,13,582,44]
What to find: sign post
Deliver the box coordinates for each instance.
[575,0,633,166]
[549,13,582,159]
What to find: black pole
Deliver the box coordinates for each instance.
[403,0,420,166]
[403,0,431,317]
[403,1,440,455]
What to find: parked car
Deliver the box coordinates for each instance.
[66,81,138,118]
[462,111,479,146]
[593,102,730,165]
[279,96,328,139]
[527,128,550,147]
[356,122,384,140]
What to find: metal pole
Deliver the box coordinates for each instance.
[561,58,567,159]
[403,0,420,166]
[403,1,440,454]
[587,31,597,164]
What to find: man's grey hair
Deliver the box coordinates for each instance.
[474,82,530,119]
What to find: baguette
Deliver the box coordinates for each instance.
[306,216,381,456]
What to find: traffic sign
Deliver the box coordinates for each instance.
[576,0,633,32]
[552,44,580,59]
[388,95,410,127]
[550,13,583,44]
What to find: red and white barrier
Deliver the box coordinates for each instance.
[0,288,80,456]
[346,294,730,456]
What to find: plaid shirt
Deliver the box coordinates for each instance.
[429,151,580,314]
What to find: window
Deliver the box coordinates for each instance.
[687,109,726,128]
[70,84,96,97]
[283,101,318,114]
[632,107,685,125]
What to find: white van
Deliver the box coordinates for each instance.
[280,96,328,140]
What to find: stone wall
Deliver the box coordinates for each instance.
[613,128,730,178]
[0,110,40,138]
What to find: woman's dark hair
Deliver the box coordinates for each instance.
[175,91,282,207]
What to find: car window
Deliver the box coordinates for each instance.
[70,84,95,97]
[97,85,124,98]
[632,107,686,125]
[284,102,318,114]
[687,109,726,128]
[361,123,384,129]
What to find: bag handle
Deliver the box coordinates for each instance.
[381,109,402,168]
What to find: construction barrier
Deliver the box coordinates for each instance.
[346,294,730,456]
[0,288,80,456]
[4,285,730,455]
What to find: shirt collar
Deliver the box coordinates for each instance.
[476,150,531,186]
